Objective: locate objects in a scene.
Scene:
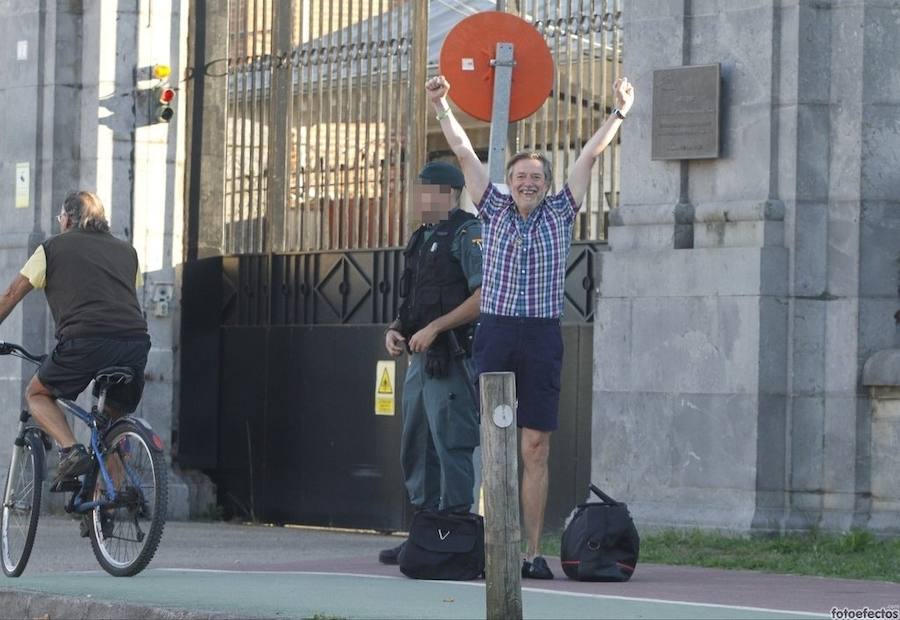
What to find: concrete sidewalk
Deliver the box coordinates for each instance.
[1,517,896,619]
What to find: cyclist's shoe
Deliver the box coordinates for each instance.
[378,541,406,565]
[522,555,554,580]
[80,511,114,539]
[52,444,92,486]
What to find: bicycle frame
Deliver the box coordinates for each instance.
[1,340,149,513]
[3,339,166,577]
[55,399,122,514]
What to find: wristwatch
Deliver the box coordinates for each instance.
[613,108,627,120]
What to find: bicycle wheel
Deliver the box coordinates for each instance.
[1,431,44,577]
[88,421,167,576]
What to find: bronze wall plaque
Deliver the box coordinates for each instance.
[651,63,721,160]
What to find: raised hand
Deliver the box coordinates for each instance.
[425,75,450,104]
[614,77,635,115]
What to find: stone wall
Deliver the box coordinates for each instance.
[0,1,196,518]
[593,0,900,533]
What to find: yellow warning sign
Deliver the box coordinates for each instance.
[378,368,393,394]
[375,360,396,416]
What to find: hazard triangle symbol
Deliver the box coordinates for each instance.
[378,368,393,394]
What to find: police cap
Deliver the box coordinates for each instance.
[418,161,465,189]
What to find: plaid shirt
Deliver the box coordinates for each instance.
[476,183,579,318]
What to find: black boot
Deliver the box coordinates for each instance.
[378,541,406,565]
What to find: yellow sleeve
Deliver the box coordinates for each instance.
[136,267,143,289]
[20,246,47,289]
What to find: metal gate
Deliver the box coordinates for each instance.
[214,0,623,255]
[182,0,623,531]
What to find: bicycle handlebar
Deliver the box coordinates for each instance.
[0,341,44,364]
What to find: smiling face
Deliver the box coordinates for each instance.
[507,158,548,214]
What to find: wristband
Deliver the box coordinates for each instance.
[435,106,452,121]
[613,107,627,120]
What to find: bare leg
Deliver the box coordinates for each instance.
[520,428,551,559]
[105,449,126,490]
[25,376,77,448]
[102,404,126,488]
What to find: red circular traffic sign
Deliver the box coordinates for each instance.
[439,11,554,122]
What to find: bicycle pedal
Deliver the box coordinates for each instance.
[50,478,82,493]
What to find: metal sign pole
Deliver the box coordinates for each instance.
[487,42,515,184]
[483,40,523,620]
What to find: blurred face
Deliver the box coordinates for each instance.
[508,159,547,212]
[410,184,454,225]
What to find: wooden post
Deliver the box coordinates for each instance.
[480,372,522,620]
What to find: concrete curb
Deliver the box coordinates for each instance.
[0,589,239,620]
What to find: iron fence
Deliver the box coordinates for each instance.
[221,0,623,254]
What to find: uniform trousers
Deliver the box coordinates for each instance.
[400,351,479,511]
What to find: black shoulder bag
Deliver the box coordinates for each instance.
[398,509,484,580]
[560,484,640,582]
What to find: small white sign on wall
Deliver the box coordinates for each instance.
[15,162,30,209]
[17,40,27,61]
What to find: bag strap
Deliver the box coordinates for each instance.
[589,483,619,505]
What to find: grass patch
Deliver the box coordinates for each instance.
[541,529,900,582]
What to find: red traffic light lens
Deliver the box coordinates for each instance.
[159,88,175,104]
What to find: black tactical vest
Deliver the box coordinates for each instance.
[397,209,475,348]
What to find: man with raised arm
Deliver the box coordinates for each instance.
[425,74,635,579]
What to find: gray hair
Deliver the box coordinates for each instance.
[62,191,110,233]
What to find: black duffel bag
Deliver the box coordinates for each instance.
[399,510,485,580]
[560,484,640,582]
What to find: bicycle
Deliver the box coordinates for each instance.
[0,341,167,577]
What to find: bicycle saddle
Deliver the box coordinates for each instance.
[94,366,135,387]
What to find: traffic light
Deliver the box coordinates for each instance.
[151,64,175,123]
[153,85,176,122]
[152,64,171,80]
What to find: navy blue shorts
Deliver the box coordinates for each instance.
[38,335,151,413]
[472,314,563,432]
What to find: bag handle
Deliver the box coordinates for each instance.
[589,483,619,505]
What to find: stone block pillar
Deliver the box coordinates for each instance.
[593,0,900,533]
[0,1,213,520]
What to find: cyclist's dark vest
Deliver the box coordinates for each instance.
[42,229,147,342]
[398,209,475,348]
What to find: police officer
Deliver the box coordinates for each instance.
[379,161,482,565]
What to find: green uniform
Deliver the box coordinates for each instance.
[400,216,483,511]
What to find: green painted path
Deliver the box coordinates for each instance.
[2,518,892,619]
[5,568,826,619]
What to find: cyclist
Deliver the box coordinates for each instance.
[0,191,150,488]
